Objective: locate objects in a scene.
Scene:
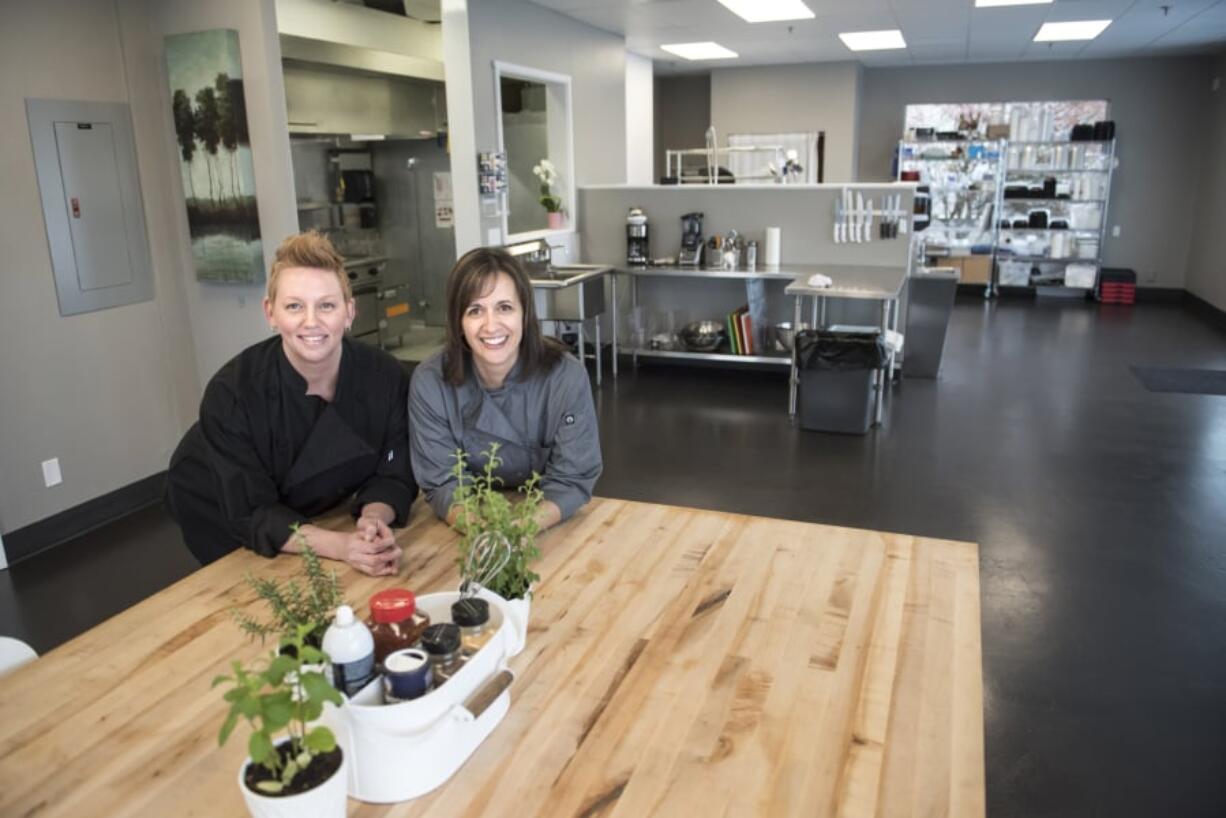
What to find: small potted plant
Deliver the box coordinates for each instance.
[214,624,347,818]
[449,443,543,637]
[232,533,345,652]
[532,158,564,230]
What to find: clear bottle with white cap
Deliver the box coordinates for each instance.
[323,604,375,697]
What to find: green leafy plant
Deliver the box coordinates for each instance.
[450,443,543,600]
[213,624,343,795]
[231,528,344,648]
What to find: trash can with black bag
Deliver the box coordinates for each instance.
[795,329,887,434]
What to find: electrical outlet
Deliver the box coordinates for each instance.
[1112,225,1121,237]
[41,458,62,488]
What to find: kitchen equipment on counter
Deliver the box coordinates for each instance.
[626,207,650,266]
[763,226,781,265]
[679,212,703,267]
[341,170,375,203]
[745,240,758,270]
[774,321,812,353]
[679,320,725,352]
[720,229,741,270]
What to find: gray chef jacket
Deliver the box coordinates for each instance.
[408,350,601,521]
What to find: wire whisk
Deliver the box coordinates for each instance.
[459,530,511,598]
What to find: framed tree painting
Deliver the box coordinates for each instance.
[165,29,263,284]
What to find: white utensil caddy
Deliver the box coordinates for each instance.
[323,588,527,803]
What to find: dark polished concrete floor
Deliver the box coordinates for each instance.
[3,296,1225,817]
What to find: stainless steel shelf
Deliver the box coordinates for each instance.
[1002,198,1106,205]
[999,228,1101,234]
[997,255,1100,264]
[631,348,791,367]
[1006,168,1111,174]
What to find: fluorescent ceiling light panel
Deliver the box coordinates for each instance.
[838,30,907,51]
[661,41,739,60]
[975,0,1053,7]
[1033,19,1112,41]
[717,0,815,23]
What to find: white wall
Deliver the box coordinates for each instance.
[0,0,198,533]
[857,57,1212,289]
[625,52,654,185]
[709,62,862,183]
[1186,52,1226,311]
[459,0,628,250]
[146,0,299,387]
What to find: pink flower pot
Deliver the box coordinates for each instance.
[547,211,564,230]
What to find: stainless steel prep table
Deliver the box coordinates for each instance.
[784,265,909,426]
[612,264,845,373]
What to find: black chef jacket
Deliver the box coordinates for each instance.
[166,336,417,564]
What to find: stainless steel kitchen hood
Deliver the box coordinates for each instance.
[279,34,443,82]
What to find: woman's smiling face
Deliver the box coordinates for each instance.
[263,266,354,370]
[461,270,523,382]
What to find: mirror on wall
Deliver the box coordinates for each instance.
[494,62,573,240]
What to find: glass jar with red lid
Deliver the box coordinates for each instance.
[367,588,431,668]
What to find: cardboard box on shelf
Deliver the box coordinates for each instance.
[933,255,993,285]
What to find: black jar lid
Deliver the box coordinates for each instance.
[451,598,490,627]
[421,623,461,656]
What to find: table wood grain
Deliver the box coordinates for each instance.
[0,497,984,817]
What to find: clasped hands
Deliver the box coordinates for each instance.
[346,507,401,577]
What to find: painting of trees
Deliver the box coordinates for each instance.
[165,29,263,284]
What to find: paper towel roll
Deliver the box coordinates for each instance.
[764,227,781,266]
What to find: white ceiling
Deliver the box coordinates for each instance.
[527,0,1226,72]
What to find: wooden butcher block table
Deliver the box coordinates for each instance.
[0,497,985,817]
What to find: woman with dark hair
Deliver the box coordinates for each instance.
[408,246,602,531]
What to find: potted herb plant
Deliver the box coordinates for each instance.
[450,443,543,640]
[214,624,347,818]
[232,533,345,652]
[532,158,564,229]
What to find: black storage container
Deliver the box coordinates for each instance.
[1093,120,1116,141]
[795,330,886,434]
[1028,210,1049,229]
[1070,124,1095,141]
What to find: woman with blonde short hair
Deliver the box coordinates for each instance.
[166,231,416,574]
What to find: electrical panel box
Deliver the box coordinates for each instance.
[26,99,154,316]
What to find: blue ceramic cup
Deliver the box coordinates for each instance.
[383,648,432,702]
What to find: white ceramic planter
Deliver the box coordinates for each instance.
[238,748,347,818]
[501,592,531,657]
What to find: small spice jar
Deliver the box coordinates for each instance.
[451,598,495,657]
[368,589,430,668]
[420,623,465,689]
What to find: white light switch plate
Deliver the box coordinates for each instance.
[1112,225,1121,237]
[42,458,62,488]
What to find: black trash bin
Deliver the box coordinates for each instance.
[796,329,886,434]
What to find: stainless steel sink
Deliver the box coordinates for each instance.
[529,264,610,320]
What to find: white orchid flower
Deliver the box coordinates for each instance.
[532,163,542,176]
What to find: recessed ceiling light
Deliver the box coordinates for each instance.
[975,0,1053,7]
[1034,19,1112,41]
[661,42,739,60]
[717,0,815,23]
[838,30,907,51]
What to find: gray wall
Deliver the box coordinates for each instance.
[1186,52,1226,311]
[466,0,628,245]
[0,0,198,533]
[654,74,711,182]
[858,57,1212,288]
[578,184,914,332]
[710,63,862,184]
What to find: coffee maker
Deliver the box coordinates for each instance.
[679,212,703,267]
[626,207,649,266]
